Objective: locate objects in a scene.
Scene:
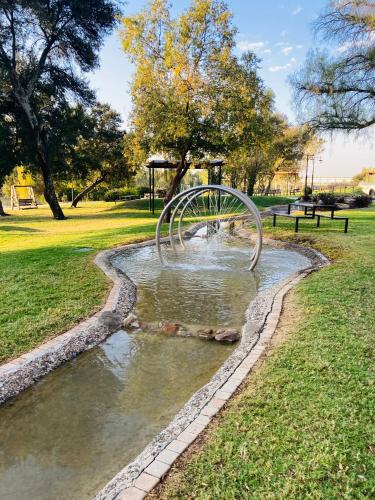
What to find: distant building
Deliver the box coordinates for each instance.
[358,169,375,196]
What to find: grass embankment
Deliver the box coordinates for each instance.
[0,201,159,363]
[0,196,293,363]
[155,207,375,499]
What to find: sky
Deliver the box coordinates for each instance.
[88,0,374,178]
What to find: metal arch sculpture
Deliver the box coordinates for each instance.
[156,185,263,271]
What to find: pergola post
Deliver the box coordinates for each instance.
[152,166,155,214]
[149,167,152,212]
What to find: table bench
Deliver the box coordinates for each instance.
[316,213,349,233]
[288,202,335,218]
[273,212,314,233]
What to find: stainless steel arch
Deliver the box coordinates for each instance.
[177,189,261,261]
[168,188,211,253]
[156,185,263,270]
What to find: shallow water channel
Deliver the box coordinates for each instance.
[0,237,311,500]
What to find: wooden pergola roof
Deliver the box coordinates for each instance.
[147,159,224,169]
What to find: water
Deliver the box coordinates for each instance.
[0,237,311,499]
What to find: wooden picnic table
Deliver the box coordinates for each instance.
[287,202,336,218]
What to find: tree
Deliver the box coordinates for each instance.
[291,0,375,131]
[0,114,18,215]
[218,52,277,195]
[120,0,238,207]
[226,120,313,196]
[263,122,315,195]
[69,103,130,208]
[0,0,120,219]
[352,167,375,183]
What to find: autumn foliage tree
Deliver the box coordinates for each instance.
[120,0,240,206]
[225,117,313,196]
[69,104,130,208]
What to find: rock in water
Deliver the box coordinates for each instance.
[100,311,123,330]
[214,329,240,343]
[123,313,138,328]
[123,313,143,331]
[176,325,193,337]
[197,329,215,340]
[160,322,180,335]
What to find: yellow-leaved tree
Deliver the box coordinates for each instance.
[121,0,243,205]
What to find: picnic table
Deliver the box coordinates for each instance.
[273,201,349,233]
[114,195,139,204]
[287,201,335,218]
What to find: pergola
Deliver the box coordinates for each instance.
[147,159,224,213]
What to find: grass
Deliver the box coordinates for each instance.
[0,196,294,363]
[0,201,158,362]
[1,198,374,497]
[157,206,375,499]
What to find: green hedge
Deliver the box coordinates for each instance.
[104,186,149,202]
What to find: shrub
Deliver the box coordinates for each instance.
[88,187,107,201]
[104,187,141,202]
[310,193,372,208]
[351,194,373,208]
[138,186,149,197]
[316,192,338,205]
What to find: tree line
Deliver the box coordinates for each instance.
[0,0,373,218]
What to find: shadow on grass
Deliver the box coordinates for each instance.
[0,208,159,226]
[0,226,43,233]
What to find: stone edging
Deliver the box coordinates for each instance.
[95,241,329,500]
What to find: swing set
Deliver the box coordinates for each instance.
[10,185,38,210]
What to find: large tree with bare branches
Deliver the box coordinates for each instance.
[291,0,375,132]
[0,0,120,219]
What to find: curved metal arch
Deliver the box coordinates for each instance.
[156,185,263,270]
[177,189,213,249]
[168,188,211,253]
[177,187,263,263]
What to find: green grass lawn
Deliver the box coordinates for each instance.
[157,206,375,499]
[0,196,293,363]
[0,201,159,363]
[1,199,374,497]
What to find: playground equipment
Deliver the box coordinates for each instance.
[10,185,38,210]
[10,166,38,210]
[156,185,263,270]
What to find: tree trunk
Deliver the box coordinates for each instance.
[163,155,189,222]
[230,171,238,189]
[264,174,274,195]
[14,90,66,219]
[71,176,105,208]
[0,199,9,216]
[39,157,66,219]
[246,166,258,197]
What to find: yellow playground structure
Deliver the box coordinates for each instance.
[10,167,38,210]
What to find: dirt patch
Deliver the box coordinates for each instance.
[149,289,301,499]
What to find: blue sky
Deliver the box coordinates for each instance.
[89,0,374,178]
